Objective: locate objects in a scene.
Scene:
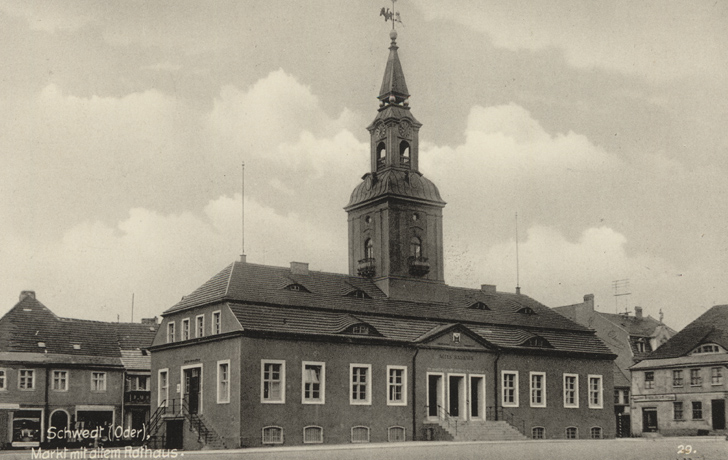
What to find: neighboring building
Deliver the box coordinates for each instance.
[555,296,676,437]
[148,28,617,450]
[0,291,158,448]
[630,305,728,436]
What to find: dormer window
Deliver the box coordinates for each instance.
[286,283,310,293]
[346,289,371,300]
[636,338,646,353]
[521,336,552,348]
[352,325,369,335]
[72,344,81,350]
[517,307,535,315]
[469,301,490,310]
[400,141,410,168]
[692,344,723,354]
[376,143,386,170]
[37,342,46,348]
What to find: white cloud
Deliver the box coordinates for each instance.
[0,1,98,32]
[417,1,728,81]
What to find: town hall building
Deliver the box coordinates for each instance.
[148,27,617,449]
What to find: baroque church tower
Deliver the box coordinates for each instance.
[345,29,447,302]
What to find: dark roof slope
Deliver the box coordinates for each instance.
[164,261,613,357]
[600,312,674,337]
[645,305,728,360]
[0,295,158,366]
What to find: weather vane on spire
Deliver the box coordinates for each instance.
[380,0,403,29]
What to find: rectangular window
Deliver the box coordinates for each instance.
[588,375,603,409]
[181,318,190,341]
[261,360,285,403]
[196,315,205,338]
[91,372,107,392]
[711,367,723,385]
[387,366,407,406]
[52,371,68,391]
[0,369,6,390]
[644,371,654,389]
[212,311,221,335]
[690,369,702,386]
[563,374,579,408]
[302,362,325,404]
[217,360,230,404]
[158,369,169,407]
[19,369,35,390]
[530,372,546,407]
[673,370,684,387]
[350,364,372,405]
[167,322,175,343]
[624,389,630,403]
[614,389,620,405]
[674,401,684,420]
[692,401,703,419]
[502,371,519,407]
[131,376,149,391]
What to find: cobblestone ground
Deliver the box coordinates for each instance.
[1,438,726,460]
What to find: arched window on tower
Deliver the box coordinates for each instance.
[376,143,386,170]
[364,238,374,260]
[410,236,422,259]
[399,141,410,168]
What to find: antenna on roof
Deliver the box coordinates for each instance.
[612,278,631,314]
[241,161,246,263]
[131,292,134,323]
[515,212,521,295]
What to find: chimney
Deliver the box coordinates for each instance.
[239,254,247,263]
[141,317,158,326]
[515,286,521,295]
[290,261,309,275]
[635,306,643,318]
[480,284,496,293]
[583,294,595,311]
[19,290,36,301]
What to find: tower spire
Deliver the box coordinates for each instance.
[378,2,409,107]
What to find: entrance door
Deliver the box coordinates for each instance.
[470,376,484,419]
[712,399,726,430]
[427,374,443,418]
[184,368,201,414]
[165,420,184,449]
[642,408,658,432]
[448,375,465,419]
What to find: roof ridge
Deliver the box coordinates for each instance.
[225,261,235,297]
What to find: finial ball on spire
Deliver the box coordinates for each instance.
[390,29,397,41]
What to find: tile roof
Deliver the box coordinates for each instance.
[631,352,728,370]
[168,261,614,357]
[643,305,728,360]
[600,312,674,337]
[0,295,159,369]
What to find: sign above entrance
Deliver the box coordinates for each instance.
[633,394,676,402]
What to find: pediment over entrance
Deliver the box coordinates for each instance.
[414,323,496,350]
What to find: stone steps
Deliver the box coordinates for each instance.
[437,419,528,442]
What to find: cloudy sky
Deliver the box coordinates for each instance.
[1,1,726,330]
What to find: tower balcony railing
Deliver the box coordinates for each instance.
[408,256,430,277]
[357,258,376,278]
